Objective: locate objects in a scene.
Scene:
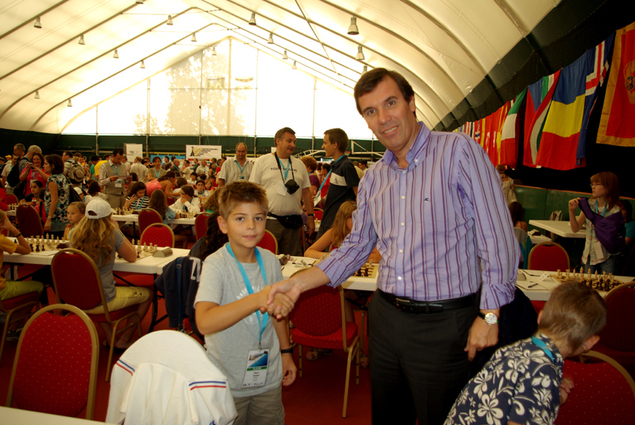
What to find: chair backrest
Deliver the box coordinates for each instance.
[555,351,635,425]
[289,283,350,350]
[599,282,635,352]
[138,208,163,235]
[527,241,570,271]
[195,213,211,240]
[16,205,43,237]
[5,193,18,205]
[6,304,99,419]
[51,249,110,315]
[313,208,323,220]
[256,229,278,255]
[141,223,175,248]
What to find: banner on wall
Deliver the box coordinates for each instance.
[125,144,143,160]
[186,145,222,160]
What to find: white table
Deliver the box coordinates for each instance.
[0,406,114,424]
[528,220,585,239]
[111,213,198,226]
[281,257,376,292]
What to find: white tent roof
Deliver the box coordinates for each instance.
[0,0,623,133]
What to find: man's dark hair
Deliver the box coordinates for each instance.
[63,151,74,158]
[354,68,415,116]
[274,127,296,142]
[112,148,124,156]
[324,128,349,153]
[360,160,368,166]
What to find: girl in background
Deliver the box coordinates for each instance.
[64,201,86,240]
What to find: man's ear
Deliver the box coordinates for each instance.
[217,214,228,235]
[582,335,600,352]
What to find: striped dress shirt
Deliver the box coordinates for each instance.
[317,123,518,310]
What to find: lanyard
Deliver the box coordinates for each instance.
[153,168,161,178]
[110,163,120,176]
[226,244,269,348]
[235,159,248,175]
[317,155,344,194]
[531,336,554,362]
[275,153,293,180]
[594,201,607,217]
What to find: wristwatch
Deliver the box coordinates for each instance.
[478,311,498,325]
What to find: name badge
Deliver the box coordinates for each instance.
[242,349,269,388]
[115,179,123,188]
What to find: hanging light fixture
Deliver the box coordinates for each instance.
[212,46,217,56]
[267,33,274,44]
[34,90,40,100]
[191,33,197,43]
[67,99,73,107]
[140,60,146,69]
[292,61,297,70]
[135,0,144,3]
[166,15,173,25]
[362,65,368,74]
[282,50,288,60]
[248,12,257,25]
[78,34,85,45]
[113,49,119,59]
[347,17,359,35]
[356,45,365,61]
[34,17,42,29]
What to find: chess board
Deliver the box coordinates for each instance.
[27,237,68,252]
[352,263,378,278]
[550,271,621,292]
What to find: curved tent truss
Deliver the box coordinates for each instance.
[0,0,629,134]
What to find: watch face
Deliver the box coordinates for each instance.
[485,313,498,325]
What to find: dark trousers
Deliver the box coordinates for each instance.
[265,219,303,256]
[368,292,477,425]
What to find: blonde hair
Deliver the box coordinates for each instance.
[331,200,357,248]
[70,216,116,267]
[68,201,86,215]
[203,188,220,213]
[539,281,607,353]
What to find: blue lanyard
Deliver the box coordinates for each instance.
[111,163,120,175]
[594,201,607,217]
[317,155,344,194]
[280,158,291,180]
[531,336,554,362]
[226,244,269,347]
[235,159,247,175]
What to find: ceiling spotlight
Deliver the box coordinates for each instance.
[348,17,359,35]
[113,49,119,59]
[282,50,288,60]
[78,34,85,45]
[34,90,40,100]
[135,0,144,3]
[140,60,146,69]
[191,33,197,43]
[212,46,217,56]
[34,17,42,29]
[167,15,173,25]
[267,33,274,44]
[356,45,365,61]
[362,65,368,74]
[67,99,73,107]
[249,12,257,25]
[292,61,297,70]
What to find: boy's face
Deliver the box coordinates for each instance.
[218,202,266,251]
[196,182,205,192]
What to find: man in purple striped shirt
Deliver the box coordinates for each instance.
[268,68,518,425]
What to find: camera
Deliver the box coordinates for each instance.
[285,179,300,194]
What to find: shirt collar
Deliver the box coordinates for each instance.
[381,122,430,171]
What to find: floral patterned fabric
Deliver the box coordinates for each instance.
[444,334,563,425]
[44,173,70,224]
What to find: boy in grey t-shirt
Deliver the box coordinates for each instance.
[195,181,296,425]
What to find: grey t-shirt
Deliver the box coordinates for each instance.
[194,244,284,397]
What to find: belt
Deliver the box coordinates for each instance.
[379,290,475,314]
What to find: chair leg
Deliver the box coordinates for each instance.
[298,344,303,378]
[0,319,10,365]
[105,330,117,382]
[343,337,360,418]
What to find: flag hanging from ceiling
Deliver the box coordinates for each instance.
[523,71,561,167]
[597,22,635,147]
[499,89,526,168]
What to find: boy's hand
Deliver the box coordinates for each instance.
[281,353,297,386]
[559,377,574,405]
[258,285,272,309]
[266,279,301,319]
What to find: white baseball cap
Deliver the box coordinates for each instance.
[85,198,113,219]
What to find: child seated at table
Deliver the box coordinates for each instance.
[63,201,86,240]
[444,281,607,425]
[195,181,296,425]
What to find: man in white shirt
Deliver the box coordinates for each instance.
[250,127,315,255]
[130,156,148,183]
[196,160,210,180]
[217,142,253,186]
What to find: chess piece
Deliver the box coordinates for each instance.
[557,269,562,279]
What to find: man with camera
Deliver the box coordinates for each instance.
[250,127,315,255]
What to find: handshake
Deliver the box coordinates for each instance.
[257,281,300,319]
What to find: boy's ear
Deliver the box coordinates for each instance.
[217,214,229,235]
[537,309,543,325]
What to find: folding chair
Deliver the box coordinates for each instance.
[256,229,278,255]
[0,291,40,365]
[138,208,163,236]
[16,205,43,237]
[195,212,211,240]
[141,223,175,248]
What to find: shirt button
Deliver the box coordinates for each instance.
[401,196,405,200]
[399,249,403,253]
[397,276,402,280]
[415,159,418,163]
[401,222,405,226]
[402,170,406,174]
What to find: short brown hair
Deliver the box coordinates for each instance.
[300,156,318,172]
[354,68,415,116]
[324,128,349,152]
[217,181,268,219]
[539,282,607,352]
[44,154,64,174]
[590,171,620,210]
[274,127,295,142]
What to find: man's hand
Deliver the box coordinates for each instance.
[559,377,574,405]
[281,354,297,386]
[306,216,315,236]
[464,312,499,361]
[266,279,302,319]
[110,175,119,181]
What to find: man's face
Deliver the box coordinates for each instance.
[62,153,70,162]
[13,145,23,156]
[321,134,337,158]
[276,132,296,159]
[357,76,418,156]
[236,145,247,161]
[153,158,161,167]
[111,153,123,165]
[174,159,180,167]
[12,154,19,165]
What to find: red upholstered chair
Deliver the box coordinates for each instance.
[528,241,570,271]
[313,208,323,221]
[256,229,278,255]
[138,208,162,236]
[51,249,142,382]
[592,282,635,373]
[141,223,175,248]
[6,304,99,419]
[16,205,43,237]
[195,212,211,240]
[5,193,18,205]
[555,351,635,425]
[0,291,40,365]
[290,284,360,417]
